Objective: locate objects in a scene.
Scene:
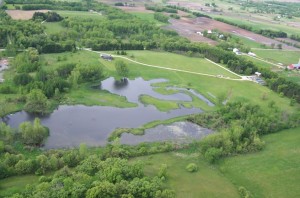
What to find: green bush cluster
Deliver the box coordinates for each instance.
[189,101,299,162]
[186,163,198,172]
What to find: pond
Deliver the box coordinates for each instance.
[3,77,214,149]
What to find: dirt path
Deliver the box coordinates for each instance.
[83,48,247,81]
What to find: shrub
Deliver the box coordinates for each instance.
[186,163,198,172]
[239,186,252,198]
[204,147,222,163]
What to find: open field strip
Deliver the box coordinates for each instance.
[242,54,283,68]
[251,49,300,65]
[84,49,246,81]
[251,48,300,51]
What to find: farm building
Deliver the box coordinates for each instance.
[288,63,300,70]
[100,54,113,61]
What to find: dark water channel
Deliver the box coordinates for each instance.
[3,77,214,149]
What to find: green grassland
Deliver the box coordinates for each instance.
[242,55,275,69]
[244,50,300,84]
[117,50,241,79]
[133,153,240,198]
[219,127,300,198]
[55,10,104,19]
[0,175,40,197]
[231,34,269,49]
[131,12,167,26]
[277,70,300,85]
[131,127,300,198]
[43,22,66,35]
[98,50,298,113]
[252,49,300,65]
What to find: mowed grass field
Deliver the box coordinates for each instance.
[133,153,240,198]
[131,12,166,26]
[219,127,300,198]
[115,50,241,79]
[252,49,300,65]
[98,50,298,113]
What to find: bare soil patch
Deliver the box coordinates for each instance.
[6,10,48,20]
[168,16,299,50]
[168,1,212,12]
[275,38,300,47]
[165,19,218,45]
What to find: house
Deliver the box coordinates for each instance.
[100,54,113,61]
[288,63,300,70]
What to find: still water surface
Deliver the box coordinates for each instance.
[4,78,214,148]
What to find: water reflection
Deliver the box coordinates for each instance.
[4,77,215,148]
[120,121,213,145]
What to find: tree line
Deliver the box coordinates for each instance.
[145,5,178,13]
[215,17,288,38]
[0,11,76,54]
